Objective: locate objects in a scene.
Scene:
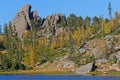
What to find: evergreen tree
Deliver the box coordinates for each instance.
[84,16,91,26]
[108,2,112,19]
[67,13,77,28]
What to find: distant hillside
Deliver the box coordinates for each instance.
[1,4,120,75]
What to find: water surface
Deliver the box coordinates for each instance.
[0,75,120,80]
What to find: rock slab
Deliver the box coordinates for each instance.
[75,63,96,75]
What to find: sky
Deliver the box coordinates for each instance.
[0,0,120,29]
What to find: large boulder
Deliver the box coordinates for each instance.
[95,59,108,64]
[105,35,114,41]
[92,37,114,59]
[63,61,75,68]
[109,51,120,63]
[92,48,107,59]
[74,62,96,75]
[11,4,41,38]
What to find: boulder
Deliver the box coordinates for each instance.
[109,51,120,63]
[116,51,120,63]
[63,61,75,68]
[92,48,107,59]
[92,40,113,59]
[74,62,96,75]
[105,35,114,41]
[114,46,120,51]
[95,59,108,64]
[79,48,87,54]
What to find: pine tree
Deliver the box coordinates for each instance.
[108,2,112,19]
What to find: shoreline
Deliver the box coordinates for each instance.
[88,71,120,76]
[0,70,120,76]
[0,70,74,75]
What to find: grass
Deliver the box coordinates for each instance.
[88,71,120,76]
[88,71,103,76]
[1,70,120,76]
[107,71,120,76]
[0,70,74,75]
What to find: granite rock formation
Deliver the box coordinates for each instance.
[38,14,67,38]
[11,4,40,38]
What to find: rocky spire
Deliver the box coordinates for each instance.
[11,4,40,38]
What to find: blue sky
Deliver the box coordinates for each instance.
[0,0,120,29]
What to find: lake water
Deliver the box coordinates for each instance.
[0,75,120,80]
